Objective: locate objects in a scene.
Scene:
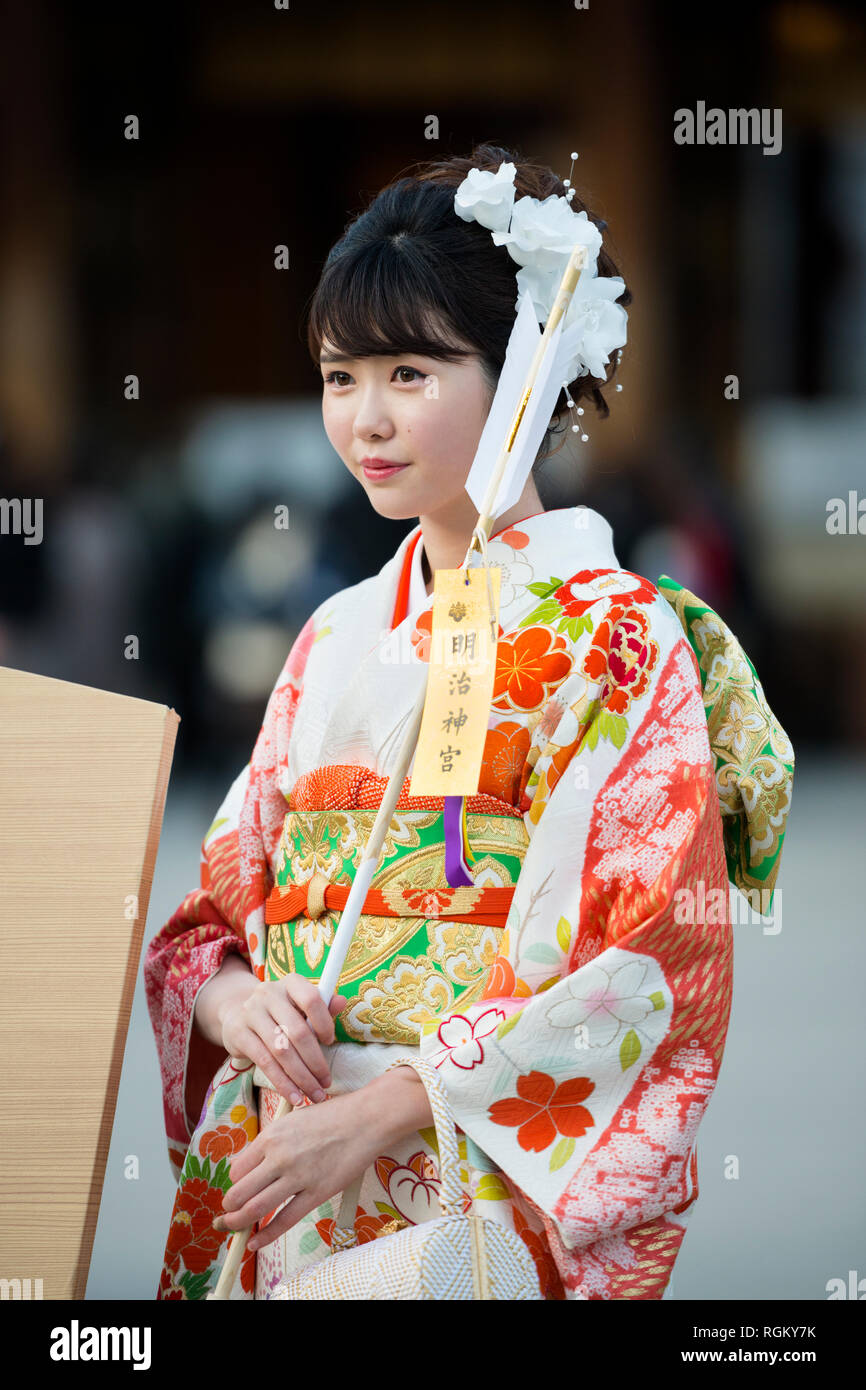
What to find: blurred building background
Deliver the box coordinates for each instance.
[0,0,863,1299]
[2,0,865,771]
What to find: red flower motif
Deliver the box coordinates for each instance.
[583,606,659,715]
[410,609,433,663]
[166,1176,227,1274]
[157,1270,184,1300]
[375,1151,441,1225]
[488,1071,595,1152]
[556,568,658,616]
[513,1204,566,1300]
[240,1238,257,1294]
[399,883,453,916]
[497,526,530,549]
[315,1206,393,1248]
[479,721,531,804]
[553,573,605,619]
[493,628,571,713]
[200,1124,248,1162]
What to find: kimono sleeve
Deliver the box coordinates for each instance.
[418,591,733,1297]
[143,613,318,1167]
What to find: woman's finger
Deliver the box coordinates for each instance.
[227,1128,271,1184]
[218,1172,295,1234]
[231,1021,307,1107]
[268,995,332,1093]
[231,993,326,1103]
[267,1018,330,1103]
[249,1187,323,1251]
[285,975,341,1046]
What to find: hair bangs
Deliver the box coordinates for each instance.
[307,239,473,368]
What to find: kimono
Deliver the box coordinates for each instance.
[144,504,794,1300]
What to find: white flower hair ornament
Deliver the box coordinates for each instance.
[453,157,628,383]
[454,155,628,519]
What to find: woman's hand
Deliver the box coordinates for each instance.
[219,972,348,1107]
[213,1065,435,1249]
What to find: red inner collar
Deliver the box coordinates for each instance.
[390,528,423,630]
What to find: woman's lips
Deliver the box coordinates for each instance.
[361,461,410,479]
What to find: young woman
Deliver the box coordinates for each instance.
[144,143,793,1300]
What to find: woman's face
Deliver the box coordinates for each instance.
[319,332,494,525]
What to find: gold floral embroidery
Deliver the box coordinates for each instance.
[267,924,296,977]
[726,754,792,865]
[426,919,500,985]
[294,912,336,971]
[379,881,485,917]
[691,617,754,695]
[341,956,455,1044]
[657,575,794,899]
[708,694,767,766]
[769,717,794,763]
[341,913,420,980]
[283,812,358,881]
[282,809,442,885]
[458,852,522,889]
[383,810,442,853]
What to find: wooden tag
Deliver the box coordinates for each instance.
[409,564,501,795]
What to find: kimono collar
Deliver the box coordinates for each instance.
[393,506,619,630]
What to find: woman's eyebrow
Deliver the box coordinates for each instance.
[320,349,429,363]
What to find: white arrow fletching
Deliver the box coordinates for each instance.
[492,309,570,516]
[464,290,541,519]
[464,290,586,523]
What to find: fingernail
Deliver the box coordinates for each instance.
[213,1217,226,1231]
[313,1089,326,1103]
[289,1091,302,1106]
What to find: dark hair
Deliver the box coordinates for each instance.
[305,141,631,468]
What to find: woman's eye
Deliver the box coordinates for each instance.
[323,366,424,387]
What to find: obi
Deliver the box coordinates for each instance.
[263,806,529,1047]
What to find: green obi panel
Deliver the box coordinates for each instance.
[266,808,528,1046]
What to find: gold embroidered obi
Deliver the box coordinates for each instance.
[264,804,529,1046]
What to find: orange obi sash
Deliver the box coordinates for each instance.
[265,874,516,930]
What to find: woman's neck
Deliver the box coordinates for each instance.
[418,479,545,595]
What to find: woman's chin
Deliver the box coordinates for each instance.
[360,484,420,522]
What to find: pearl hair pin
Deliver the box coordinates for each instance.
[561,381,589,442]
[555,153,624,440]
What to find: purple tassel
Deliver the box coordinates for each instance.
[443,794,474,886]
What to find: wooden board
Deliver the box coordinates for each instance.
[0,666,179,1299]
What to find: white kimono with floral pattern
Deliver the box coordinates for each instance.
[145,504,732,1300]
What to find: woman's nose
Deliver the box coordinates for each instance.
[351,386,393,440]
